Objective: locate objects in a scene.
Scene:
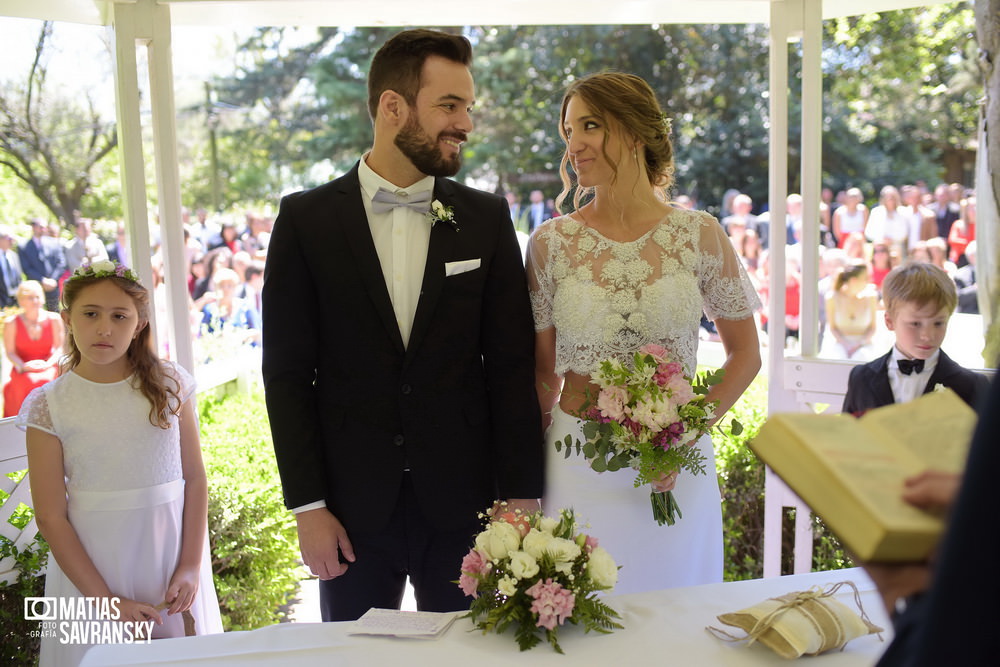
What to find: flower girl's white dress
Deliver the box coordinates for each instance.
[18,361,222,667]
[527,211,760,595]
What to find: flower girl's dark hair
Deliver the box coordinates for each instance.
[556,71,675,214]
[60,266,181,429]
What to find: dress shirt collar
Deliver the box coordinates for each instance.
[358,154,434,204]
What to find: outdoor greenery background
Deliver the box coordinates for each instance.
[0,3,981,228]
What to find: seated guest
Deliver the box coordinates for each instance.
[200,267,260,345]
[953,240,977,314]
[821,260,877,360]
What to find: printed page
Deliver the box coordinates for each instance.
[860,388,976,474]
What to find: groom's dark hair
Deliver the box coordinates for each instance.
[367,29,472,121]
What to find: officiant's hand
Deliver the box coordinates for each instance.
[902,469,960,515]
[296,508,355,580]
[489,498,540,518]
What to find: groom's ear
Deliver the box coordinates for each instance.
[378,90,406,126]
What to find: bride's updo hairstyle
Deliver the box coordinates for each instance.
[557,71,675,213]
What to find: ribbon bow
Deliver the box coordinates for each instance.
[371,188,433,215]
[897,358,925,375]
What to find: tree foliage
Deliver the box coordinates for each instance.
[821,3,980,195]
[0,21,118,227]
[0,7,983,223]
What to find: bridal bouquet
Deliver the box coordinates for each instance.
[458,507,622,653]
[556,343,736,526]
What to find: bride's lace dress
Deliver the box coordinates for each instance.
[527,209,759,593]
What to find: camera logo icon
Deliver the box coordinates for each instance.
[24,597,57,621]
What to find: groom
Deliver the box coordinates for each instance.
[262,29,544,622]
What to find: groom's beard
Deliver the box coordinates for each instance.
[395,114,466,177]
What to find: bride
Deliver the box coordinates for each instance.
[526,72,761,594]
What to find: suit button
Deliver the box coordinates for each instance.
[393,434,405,446]
[401,383,412,395]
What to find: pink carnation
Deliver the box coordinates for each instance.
[458,548,492,598]
[597,386,628,421]
[458,572,480,598]
[654,361,684,387]
[665,374,696,404]
[584,534,600,553]
[526,578,576,631]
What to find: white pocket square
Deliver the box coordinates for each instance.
[445,258,481,276]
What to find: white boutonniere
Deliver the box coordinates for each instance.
[427,200,459,231]
[933,383,947,393]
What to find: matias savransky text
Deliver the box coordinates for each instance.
[24,596,155,645]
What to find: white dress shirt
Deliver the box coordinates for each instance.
[889,346,938,405]
[293,157,435,515]
[358,156,434,348]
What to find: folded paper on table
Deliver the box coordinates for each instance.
[749,388,977,562]
[348,608,460,639]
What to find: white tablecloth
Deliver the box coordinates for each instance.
[81,569,891,666]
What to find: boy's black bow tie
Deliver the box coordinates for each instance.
[897,358,925,375]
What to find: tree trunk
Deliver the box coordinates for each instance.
[976,0,1000,367]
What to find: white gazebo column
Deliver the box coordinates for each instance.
[762,0,820,578]
[108,0,194,372]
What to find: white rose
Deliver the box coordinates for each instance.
[508,551,540,580]
[546,537,582,564]
[538,516,559,534]
[475,521,521,561]
[497,575,518,598]
[91,259,116,274]
[521,528,554,559]
[587,546,619,590]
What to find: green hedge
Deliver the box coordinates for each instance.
[716,375,851,580]
[199,390,305,631]
[0,470,48,667]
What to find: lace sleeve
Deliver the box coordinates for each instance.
[698,214,762,320]
[14,386,57,436]
[526,224,555,332]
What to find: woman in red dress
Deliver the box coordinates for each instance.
[3,281,64,417]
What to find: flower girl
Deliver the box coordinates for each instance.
[19,260,222,666]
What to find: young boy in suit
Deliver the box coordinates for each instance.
[842,262,988,415]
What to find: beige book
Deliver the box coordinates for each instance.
[750,389,977,562]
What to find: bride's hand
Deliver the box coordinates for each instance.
[651,470,679,493]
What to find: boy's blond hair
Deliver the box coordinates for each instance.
[882,262,957,317]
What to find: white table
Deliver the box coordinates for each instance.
[81,569,892,666]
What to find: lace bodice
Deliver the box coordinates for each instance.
[527,210,760,376]
[16,361,195,493]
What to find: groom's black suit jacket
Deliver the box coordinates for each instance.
[841,349,988,415]
[262,163,543,534]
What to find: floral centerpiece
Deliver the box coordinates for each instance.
[556,343,739,526]
[458,507,622,653]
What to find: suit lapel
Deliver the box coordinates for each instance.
[406,178,457,363]
[871,351,896,405]
[337,166,406,354]
[923,350,959,395]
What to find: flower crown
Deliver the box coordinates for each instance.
[70,259,140,283]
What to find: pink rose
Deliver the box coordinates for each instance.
[597,386,628,422]
[639,343,668,361]
[584,534,600,553]
[526,578,576,631]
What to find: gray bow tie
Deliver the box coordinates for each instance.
[371,188,433,215]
